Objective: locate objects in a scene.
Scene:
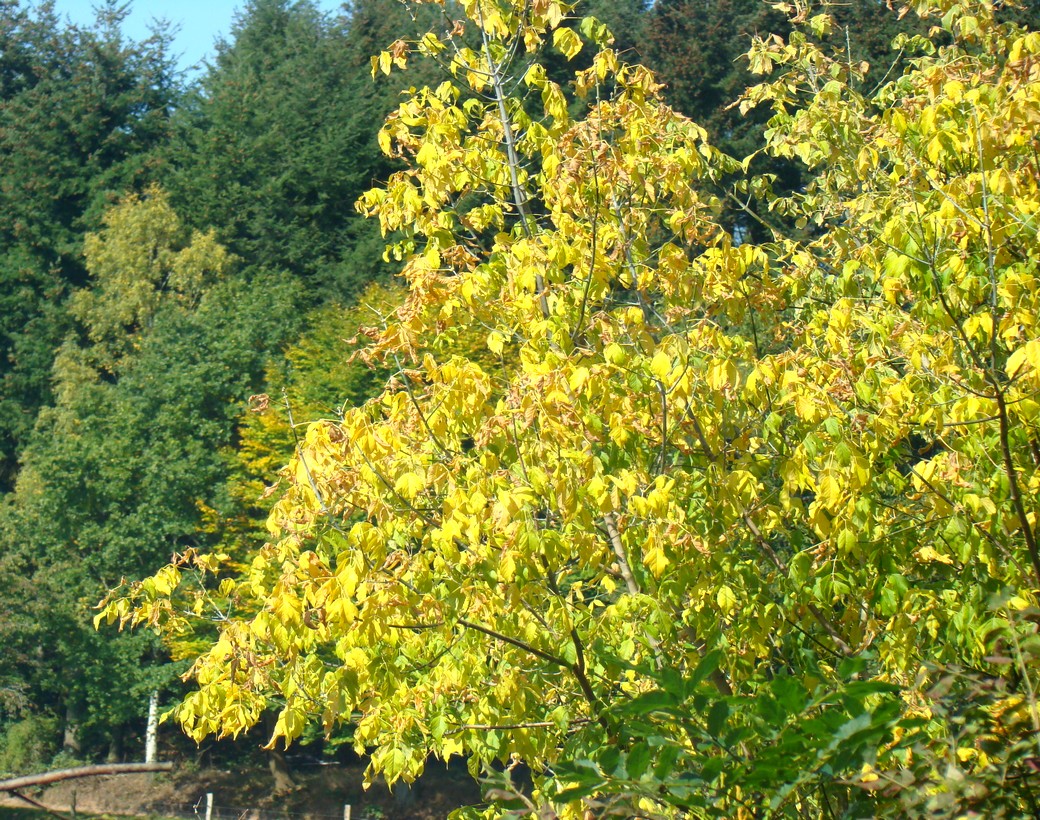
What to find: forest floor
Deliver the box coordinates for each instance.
[0,757,483,820]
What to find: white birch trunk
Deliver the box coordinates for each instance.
[144,689,159,763]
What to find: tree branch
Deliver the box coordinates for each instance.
[0,762,174,793]
[458,618,569,668]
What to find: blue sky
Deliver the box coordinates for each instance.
[38,0,346,75]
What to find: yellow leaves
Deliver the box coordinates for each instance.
[794,393,824,424]
[1005,594,1033,612]
[745,37,780,76]
[372,46,407,78]
[916,546,955,565]
[643,541,669,578]
[568,366,590,393]
[706,359,740,393]
[808,13,832,38]
[487,330,507,355]
[268,704,307,747]
[326,596,359,628]
[271,587,303,627]
[523,62,548,90]
[962,313,993,344]
[93,596,130,629]
[604,343,626,366]
[816,471,844,513]
[1009,31,1040,64]
[100,0,1040,805]
[716,585,738,615]
[418,31,445,56]
[1006,339,1040,380]
[586,475,611,513]
[498,548,518,583]
[541,81,570,123]
[724,470,761,511]
[926,132,957,166]
[955,746,992,769]
[882,277,903,305]
[855,146,878,179]
[151,564,182,597]
[374,51,391,77]
[857,763,880,785]
[552,27,583,61]
[650,350,671,381]
[608,414,631,447]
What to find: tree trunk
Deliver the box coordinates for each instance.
[105,726,123,763]
[393,781,416,811]
[145,689,159,763]
[0,762,174,792]
[62,703,81,755]
[267,747,296,794]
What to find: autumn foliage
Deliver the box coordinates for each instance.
[102,1,1040,815]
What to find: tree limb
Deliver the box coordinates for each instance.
[0,762,174,793]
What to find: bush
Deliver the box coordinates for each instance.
[0,714,60,775]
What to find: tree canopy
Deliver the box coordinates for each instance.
[103,0,1040,816]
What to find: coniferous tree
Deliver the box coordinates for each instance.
[163,0,430,299]
[0,0,177,491]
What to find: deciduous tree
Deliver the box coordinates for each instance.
[107,1,1040,815]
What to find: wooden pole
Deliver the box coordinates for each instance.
[343,804,352,820]
[0,762,174,793]
[205,791,214,820]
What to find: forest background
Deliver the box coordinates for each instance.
[2,0,1040,817]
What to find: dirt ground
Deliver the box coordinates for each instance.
[0,758,484,819]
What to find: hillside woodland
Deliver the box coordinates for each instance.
[4,0,1040,817]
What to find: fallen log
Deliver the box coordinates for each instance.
[0,761,174,792]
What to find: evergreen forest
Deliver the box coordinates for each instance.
[4,0,1040,816]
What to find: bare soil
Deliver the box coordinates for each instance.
[0,759,482,820]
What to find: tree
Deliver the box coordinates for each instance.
[642,0,790,154]
[0,0,177,491]
[2,188,300,764]
[107,1,1040,816]
[163,0,434,299]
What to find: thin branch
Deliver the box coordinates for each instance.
[539,558,607,721]
[657,378,669,474]
[477,4,549,320]
[459,618,569,668]
[603,513,640,598]
[284,390,332,518]
[393,354,451,456]
[448,718,592,735]
[995,390,1040,585]
[571,156,601,344]
[386,620,445,630]
[6,790,71,820]
[907,464,1029,578]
